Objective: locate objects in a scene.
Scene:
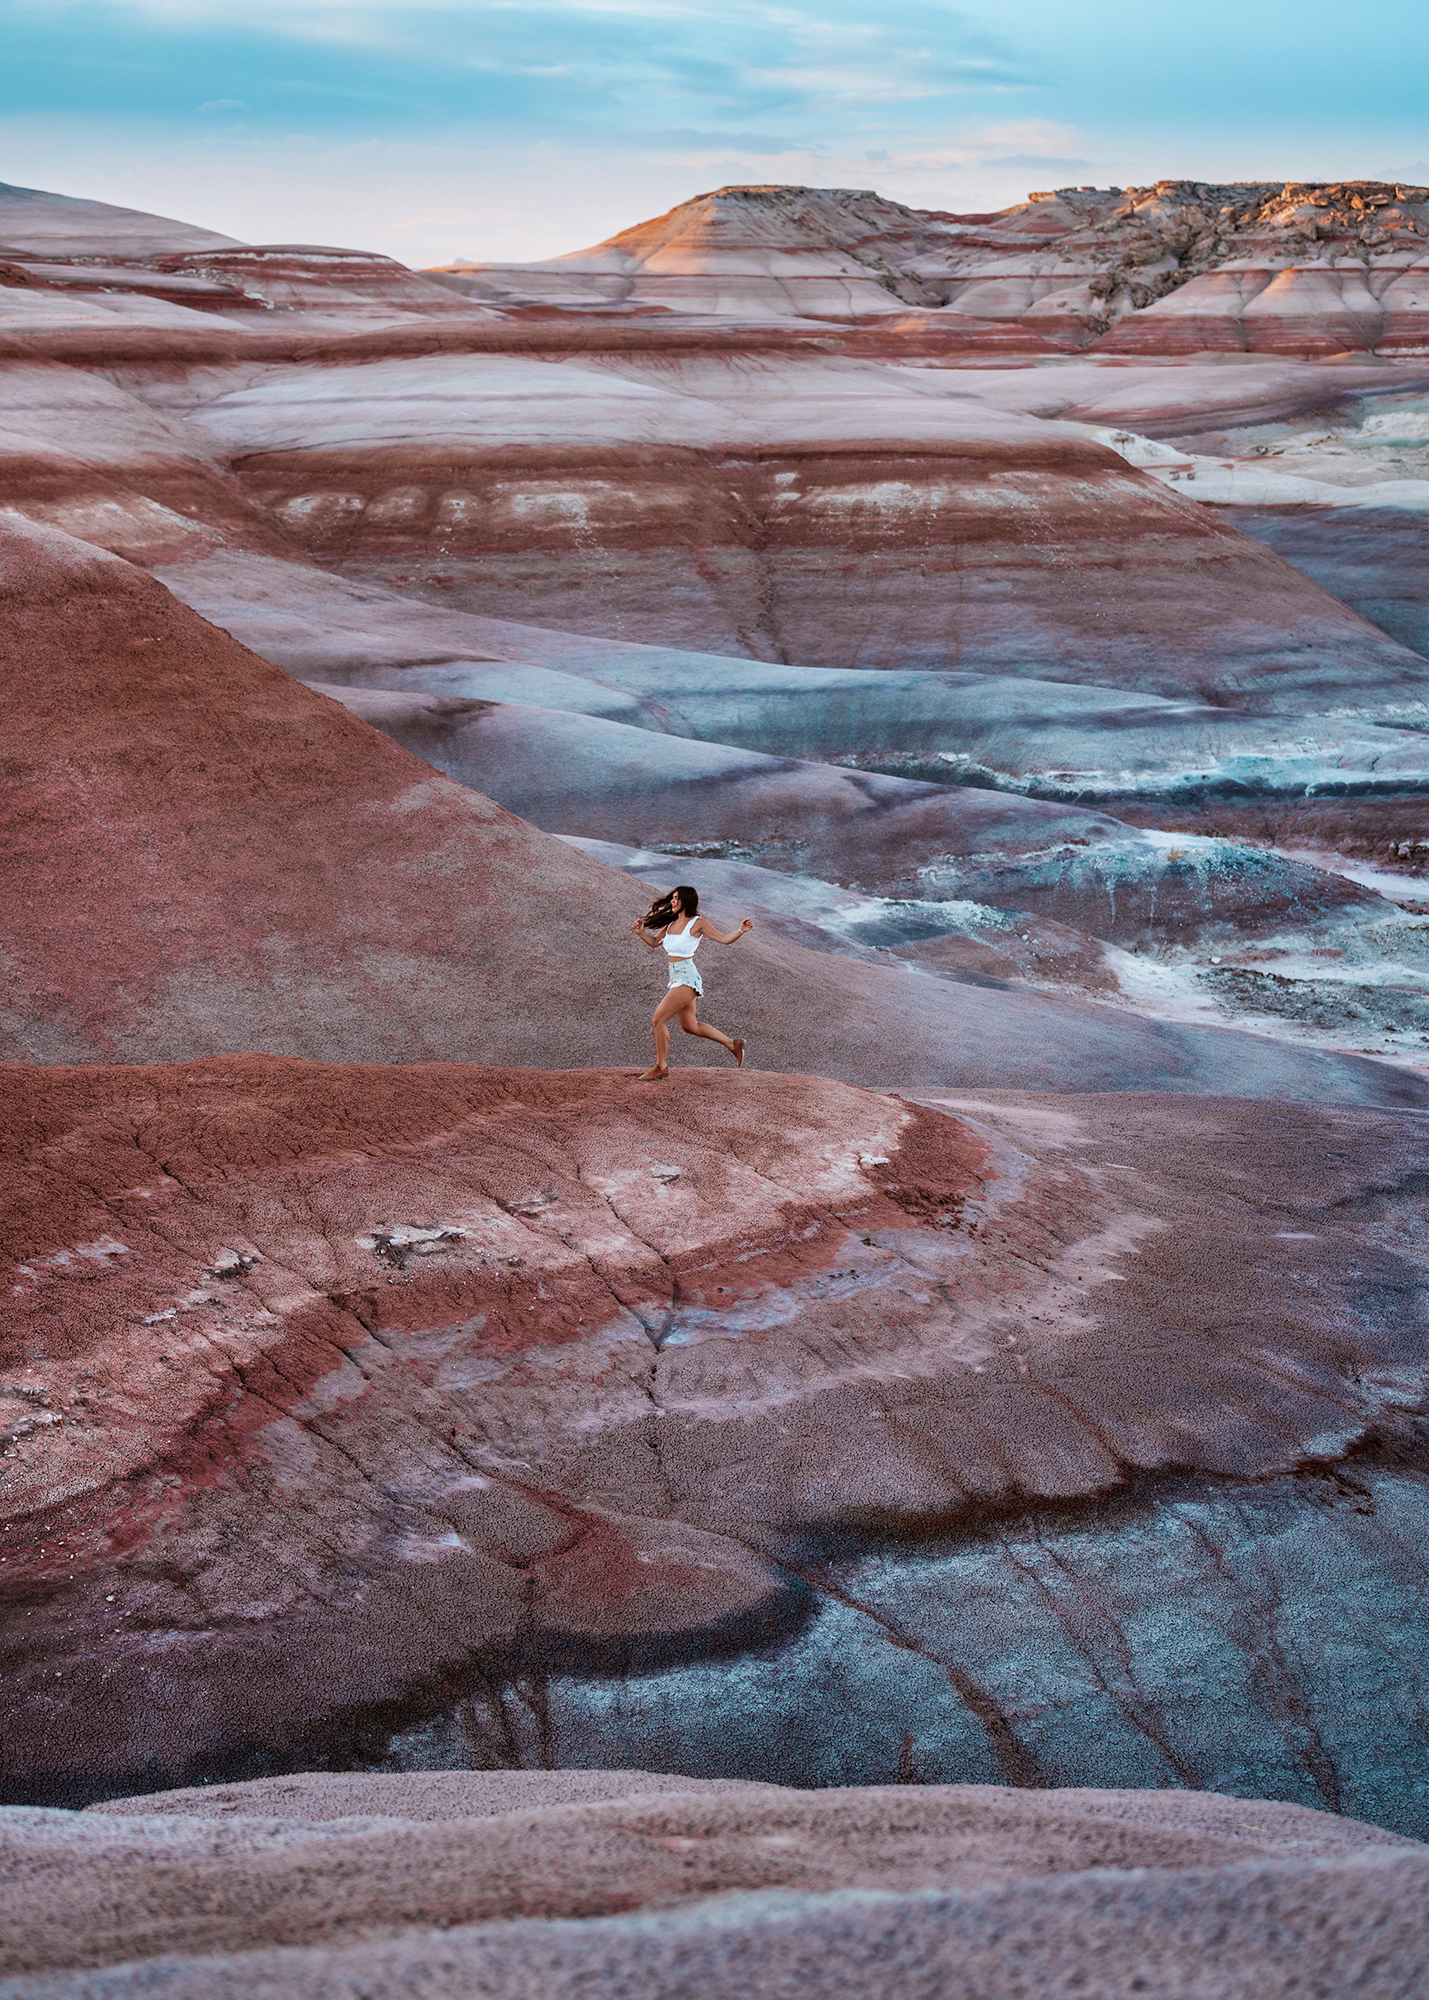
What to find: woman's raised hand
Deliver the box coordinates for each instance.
[739,917,754,934]
[631,918,645,934]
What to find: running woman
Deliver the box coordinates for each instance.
[630,885,752,1081]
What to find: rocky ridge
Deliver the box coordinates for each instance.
[2,1057,1428,1831]
[0,1775,1424,1996]
[433,178,1429,355]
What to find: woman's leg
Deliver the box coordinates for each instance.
[642,986,745,1077]
[673,997,743,1064]
[677,1009,738,1055]
[641,987,688,1078]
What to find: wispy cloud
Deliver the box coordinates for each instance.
[826,120,1093,178]
[2,0,1426,263]
[0,0,1040,139]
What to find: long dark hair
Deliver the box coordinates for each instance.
[642,884,699,930]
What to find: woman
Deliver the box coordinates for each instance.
[630,885,753,1082]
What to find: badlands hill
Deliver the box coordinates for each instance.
[0,178,488,354]
[1,171,1429,2000]
[8,511,1412,1101]
[432,178,1429,353]
[4,1056,1428,1822]
[0,179,240,260]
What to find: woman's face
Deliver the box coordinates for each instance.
[670,889,684,916]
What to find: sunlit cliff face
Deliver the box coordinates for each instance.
[431,178,1429,352]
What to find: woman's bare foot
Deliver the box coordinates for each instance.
[731,1039,744,1068]
[638,1066,669,1082]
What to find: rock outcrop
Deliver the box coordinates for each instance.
[3,1059,1427,1830]
[436,179,1429,357]
[431,183,1033,323]
[2,1775,1424,1996]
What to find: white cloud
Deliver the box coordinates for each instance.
[6,0,1425,264]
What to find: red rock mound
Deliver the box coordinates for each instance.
[0,513,875,1076]
[2,1056,1425,1798]
[0,1775,1420,1998]
[0,513,646,1066]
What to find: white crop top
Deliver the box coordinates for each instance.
[662,923,701,959]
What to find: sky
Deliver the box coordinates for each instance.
[2,0,1426,267]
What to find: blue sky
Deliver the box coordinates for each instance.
[2,0,1425,264]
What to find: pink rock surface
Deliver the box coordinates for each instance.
[0,1778,1421,1998]
[87,1767,766,1820]
[0,181,240,261]
[0,261,257,310]
[0,180,491,342]
[0,361,291,563]
[142,246,485,318]
[138,342,1422,703]
[2,1059,1426,1799]
[452,179,1429,358]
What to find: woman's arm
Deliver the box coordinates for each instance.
[630,919,667,948]
[695,917,755,945]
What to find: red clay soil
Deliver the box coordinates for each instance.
[0,512,781,1070]
[1,1055,1425,1795]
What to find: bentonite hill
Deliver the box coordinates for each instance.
[2,173,1428,1997]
